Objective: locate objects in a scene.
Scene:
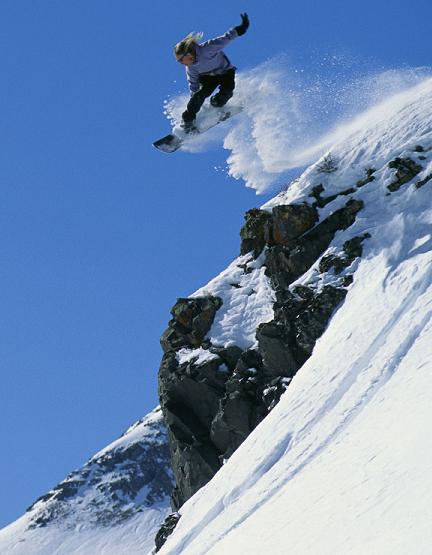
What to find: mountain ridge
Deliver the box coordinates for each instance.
[0,407,173,554]
[1,77,431,555]
[156,77,432,554]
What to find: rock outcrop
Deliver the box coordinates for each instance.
[158,186,367,517]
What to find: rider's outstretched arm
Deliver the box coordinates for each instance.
[202,13,250,51]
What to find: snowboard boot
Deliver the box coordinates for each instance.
[181,111,197,134]
[210,92,233,108]
[181,121,197,134]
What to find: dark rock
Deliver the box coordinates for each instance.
[309,184,325,201]
[261,377,292,411]
[319,234,370,274]
[240,208,273,257]
[387,157,423,191]
[155,512,181,552]
[161,296,223,353]
[265,245,303,290]
[256,319,300,377]
[169,438,220,510]
[258,284,347,377]
[342,274,354,286]
[159,349,230,509]
[210,350,267,460]
[319,254,345,274]
[309,184,357,209]
[158,197,365,513]
[343,234,369,259]
[294,285,347,355]
[240,204,319,257]
[415,173,432,189]
[292,285,315,301]
[266,199,364,291]
[272,204,318,245]
[356,168,376,188]
[210,384,261,460]
[210,345,243,370]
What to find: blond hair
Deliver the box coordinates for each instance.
[174,32,203,57]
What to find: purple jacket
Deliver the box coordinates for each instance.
[186,28,239,93]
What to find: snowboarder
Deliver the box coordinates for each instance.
[174,13,250,132]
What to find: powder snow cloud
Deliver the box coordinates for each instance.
[165,55,432,193]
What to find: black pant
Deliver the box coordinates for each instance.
[183,69,235,122]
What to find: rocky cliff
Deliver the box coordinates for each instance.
[158,164,374,514]
[156,77,432,554]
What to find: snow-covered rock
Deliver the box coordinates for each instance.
[157,77,432,554]
[3,75,432,555]
[0,407,174,555]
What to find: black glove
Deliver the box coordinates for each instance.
[235,13,249,36]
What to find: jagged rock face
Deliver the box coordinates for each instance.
[265,199,363,290]
[271,204,319,245]
[257,284,348,377]
[386,155,432,191]
[155,512,181,552]
[161,297,223,352]
[158,188,367,512]
[387,157,423,191]
[26,407,174,530]
[159,302,232,509]
[240,208,272,257]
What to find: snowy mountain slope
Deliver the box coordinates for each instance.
[0,407,174,555]
[2,75,431,555]
[157,78,432,554]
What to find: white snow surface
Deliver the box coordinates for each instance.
[1,510,165,555]
[176,346,220,366]
[175,252,275,369]
[2,73,432,555]
[93,404,167,460]
[157,77,432,554]
[192,251,275,350]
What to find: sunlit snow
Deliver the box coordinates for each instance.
[158,76,432,555]
[2,64,432,555]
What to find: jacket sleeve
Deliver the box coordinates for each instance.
[200,28,238,53]
[186,66,200,94]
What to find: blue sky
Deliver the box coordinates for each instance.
[1,0,431,528]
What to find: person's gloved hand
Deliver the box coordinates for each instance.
[235,13,249,36]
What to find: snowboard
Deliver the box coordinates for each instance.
[153,105,243,153]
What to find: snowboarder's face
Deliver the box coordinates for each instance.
[176,52,195,66]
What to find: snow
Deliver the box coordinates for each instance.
[165,56,432,192]
[3,64,432,555]
[93,406,167,460]
[0,510,166,555]
[157,77,432,554]
[0,407,172,555]
[163,253,432,554]
[176,347,219,366]
[191,251,275,349]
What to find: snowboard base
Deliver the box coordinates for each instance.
[153,105,243,153]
